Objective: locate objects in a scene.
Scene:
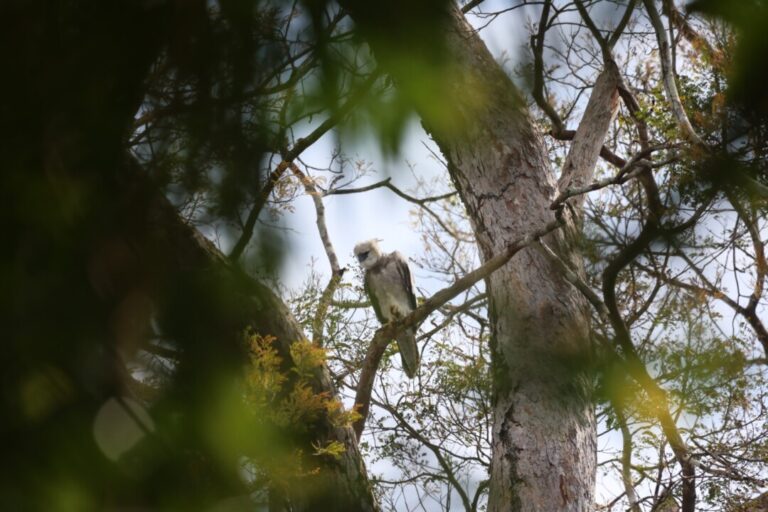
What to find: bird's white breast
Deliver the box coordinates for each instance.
[369,260,412,320]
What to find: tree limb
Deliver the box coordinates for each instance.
[642,0,705,147]
[601,218,697,512]
[290,163,346,347]
[556,60,621,206]
[353,216,565,439]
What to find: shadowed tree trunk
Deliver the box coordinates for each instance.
[120,165,379,512]
[340,3,621,509]
[1,2,376,510]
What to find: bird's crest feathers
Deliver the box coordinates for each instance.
[353,239,382,256]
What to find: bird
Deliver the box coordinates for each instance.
[353,239,419,378]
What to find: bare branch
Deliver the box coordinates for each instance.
[573,0,612,64]
[461,0,486,14]
[726,190,766,314]
[373,398,474,512]
[552,145,677,209]
[327,177,460,238]
[290,163,345,347]
[615,404,642,512]
[642,0,705,147]
[229,71,380,261]
[557,60,621,204]
[635,258,768,359]
[531,0,564,133]
[607,0,638,49]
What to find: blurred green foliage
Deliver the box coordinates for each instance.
[687,0,768,203]
[0,0,454,508]
[3,0,767,509]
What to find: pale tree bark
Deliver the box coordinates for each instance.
[340,3,621,510]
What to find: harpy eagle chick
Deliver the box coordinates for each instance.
[353,240,419,378]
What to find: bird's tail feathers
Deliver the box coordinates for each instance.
[396,328,419,379]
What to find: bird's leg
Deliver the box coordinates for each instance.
[384,306,403,330]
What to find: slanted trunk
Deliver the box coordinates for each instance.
[1,2,377,509]
[128,168,379,512]
[342,4,621,510]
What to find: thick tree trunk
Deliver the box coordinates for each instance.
[1,2,377,510]
[432,15,594,509]
[342,4,620,510]
[123,167,379,512]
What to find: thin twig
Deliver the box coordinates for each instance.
[229,71,380,261]
[327,178,460,238]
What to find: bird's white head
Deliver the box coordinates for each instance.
[353,239,383,270]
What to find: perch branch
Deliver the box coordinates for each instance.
[353,216,565,439]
